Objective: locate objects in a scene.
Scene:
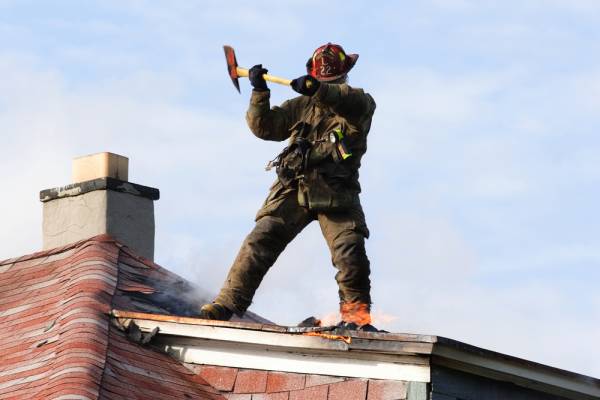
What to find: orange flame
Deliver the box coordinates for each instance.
[340,302,372,325]
[317,305,398,329]
[304,332,352,344]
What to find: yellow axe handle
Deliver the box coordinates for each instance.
[236,67,292,87]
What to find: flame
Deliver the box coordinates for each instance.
[340,302,372,325]
[304,332,352,344]
[317,305,398,328]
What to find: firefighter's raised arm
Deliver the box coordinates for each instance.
[245,64,299,142]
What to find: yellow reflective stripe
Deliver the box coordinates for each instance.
[337,143,352,159]
[333,128,352,159]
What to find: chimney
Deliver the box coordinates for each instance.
[40,152,160,260]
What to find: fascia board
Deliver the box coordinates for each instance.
[158,336,431,382]
[119,316,432,382]
[130,317,350,351]
[125,317,435,355]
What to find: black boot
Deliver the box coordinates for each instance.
[336,320,379,332]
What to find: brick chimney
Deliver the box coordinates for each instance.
[40,152,159,260]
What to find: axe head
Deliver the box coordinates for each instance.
[223,45,240,93]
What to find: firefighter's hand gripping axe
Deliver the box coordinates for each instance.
[224,45,292,93]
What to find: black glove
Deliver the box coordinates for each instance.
[291,75,320,96]
[249,64,268,91]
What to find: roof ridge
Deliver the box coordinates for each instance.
[98,245,227,399]
[1,238,121,399]
[95,243,125,400]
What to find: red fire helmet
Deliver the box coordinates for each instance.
[306,43,359,82]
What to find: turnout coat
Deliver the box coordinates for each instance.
[246,82,376,217]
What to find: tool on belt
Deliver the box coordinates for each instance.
[265,136,311,187]
[266,131,352,189]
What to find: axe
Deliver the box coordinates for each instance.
[224,45,292,93]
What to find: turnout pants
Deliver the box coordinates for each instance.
[214,187,371,316]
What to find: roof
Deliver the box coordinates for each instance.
[0,236,233,399]
[2,235,599,400]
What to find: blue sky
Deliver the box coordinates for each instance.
[1,1,599,377]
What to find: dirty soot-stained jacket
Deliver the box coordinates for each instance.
[246,82,376,212]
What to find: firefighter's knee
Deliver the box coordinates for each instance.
[331,231,370,270]
[245,216,292,254]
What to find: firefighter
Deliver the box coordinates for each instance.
[200,43,376,330]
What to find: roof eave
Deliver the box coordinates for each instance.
[110,309,600,400]
[111,309,432,382]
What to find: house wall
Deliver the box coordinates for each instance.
[431,366,570,400]
[187,365,427,400]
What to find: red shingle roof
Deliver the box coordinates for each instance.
[0,235,225,399]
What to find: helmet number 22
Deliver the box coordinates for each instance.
[320,64,332,75]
